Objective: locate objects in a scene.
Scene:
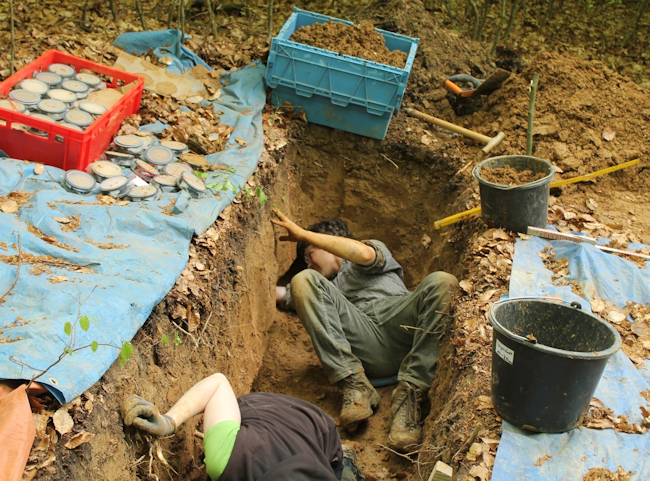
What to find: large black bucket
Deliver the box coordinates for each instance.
[489,297,621,433]
[473,155,555,233]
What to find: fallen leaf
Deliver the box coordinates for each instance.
[0,200,19,213]
[469,464,489,481]
[602,126,616,141]
[53,216,71,224]
[591,297,606,313]
[64,431,95,449]
[53,408,74,436]
[34,164,44,175]
[235,136,247,146]
[185,95,203,104]
[586,198,598,211]
[420,135,432,145]
[631,321,650,337]
[459,280,474,295]
[421,234,431,248]
[607,310,627,324]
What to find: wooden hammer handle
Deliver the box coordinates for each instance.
[404,108,490,144]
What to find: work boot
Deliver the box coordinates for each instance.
[341,443,365,481]
[387,381,424,453]
[338,372,380,431]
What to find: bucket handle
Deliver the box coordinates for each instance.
[491,297,583,344]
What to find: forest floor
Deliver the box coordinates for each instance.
[1,0,649,480]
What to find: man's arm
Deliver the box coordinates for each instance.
[271,210,376,266]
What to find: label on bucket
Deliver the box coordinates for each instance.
[495,339,514,365]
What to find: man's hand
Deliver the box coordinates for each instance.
[271,210,306,243]
[121,395,176,437]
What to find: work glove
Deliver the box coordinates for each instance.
[121,395,176,437]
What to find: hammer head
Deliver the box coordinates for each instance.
[482,131,505,154]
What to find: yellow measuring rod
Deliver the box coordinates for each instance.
[434,158,640,229]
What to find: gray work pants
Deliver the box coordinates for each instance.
[290,270,459,392]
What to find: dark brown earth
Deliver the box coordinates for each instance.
[1,0,650,480]
[478,165,547,186]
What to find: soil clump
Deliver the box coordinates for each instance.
[290,20,408,68]
[478,165,547,186]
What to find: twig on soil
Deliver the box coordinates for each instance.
[377,443,423,460]
[171,320,199,348]
[193,310,213,352]
[194,430,204,439]
[380,153,399,169]
[452,424,482,462]
[0,233,21,302]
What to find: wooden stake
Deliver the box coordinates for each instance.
[135,0,147,30]
[526,73,539,156]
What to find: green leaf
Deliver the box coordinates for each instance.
[281,196,286,203]
[174,332,182,346]
[119,341,133,367]
[227,167,236,173]
[79,315,90,332]
[224,180,239,194]
[195,170,208,179]
[161,334,170,346]
[255,188,267,205]
[244,187,253,200]
[64,322,72,336]
[206,182,224,191]
[91,341,99,353]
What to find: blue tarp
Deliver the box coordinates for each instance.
[493,235,650,480]
[0,40,266,403]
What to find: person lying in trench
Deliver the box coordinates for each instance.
[272,210,459,453]
[121,373,364,480]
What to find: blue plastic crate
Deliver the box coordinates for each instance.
[266,8,419,140]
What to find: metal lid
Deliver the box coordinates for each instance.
[29,113,56,124]
[135,159,159,175]
[160,140,188,153]
[9,89,41,105]
[63,109,94,127]
[47,88,77,103]
[114,135,144,149]
[143,145,174,166]
[18,79,49,96]
[91,161,122,178]
[105,151,134,161]
[153,175,179,187]
[179,152,209,168]
[59,122,83,131]
[78,101,107,116]
[99,175,129,192]
[34,72,62,86]
[180,172,206,193]
[128,185,158,199]
[48,63,76,78]
[37,99,67,115]
[0,99,26,113]
[64,170,96,191]
[75,73,101,87]
[164,162,193,177]
[61,80,89,94]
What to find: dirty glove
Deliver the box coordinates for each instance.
[121,395,176,437]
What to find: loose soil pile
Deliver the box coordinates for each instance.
[290,19,408,68]
[478,165,547,186]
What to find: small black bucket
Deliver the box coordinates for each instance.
[473,155,555,233]
[489,297,621,433]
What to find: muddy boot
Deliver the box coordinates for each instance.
[341,443,365,481]
[387,381,423,453]
[338,372,380,432]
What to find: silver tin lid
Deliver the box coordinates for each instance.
[34,72,62,86]
[64,170,96,192]
[48,63,76,78]
[164,162,193,177]
[0,99,27,113]
[114,135,144,150]
[37,99,67,115]
[47,88,77,104]
[180,172,207,193]
[152,175,179,187]
[61,80,89,94]
[99,175,129,192]
[128,185,159,200]
[63,109,94,127]
[29,113,56,124]
[59,122,83,131]
[135,159,160,175]
[160,140,189,153]
[78,101,107,116]
[18,79,50,96]
[105,150,134,161]
[143,145,174,166]
[90,161,123,179]
[9,89,41,105]
[75,73,101,88]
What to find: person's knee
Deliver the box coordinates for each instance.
[422,271,459,293]
[290,269,325,305]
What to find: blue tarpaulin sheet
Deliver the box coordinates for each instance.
[0,38,266,403]
[493,235,650,480]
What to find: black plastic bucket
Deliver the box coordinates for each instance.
[489,297,621,433]
[473,155,555,233]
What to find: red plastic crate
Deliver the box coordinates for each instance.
[0,50,144,171]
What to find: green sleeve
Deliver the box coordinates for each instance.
[203,420,241,480]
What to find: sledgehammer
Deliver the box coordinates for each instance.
[404,108,505,154]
